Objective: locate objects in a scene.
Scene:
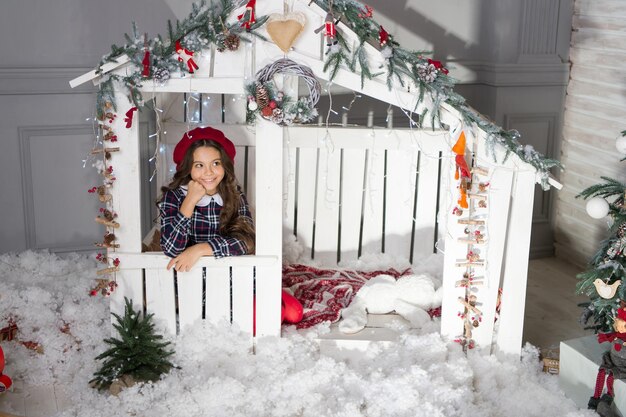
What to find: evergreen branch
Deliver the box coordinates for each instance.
[577,177,626,200]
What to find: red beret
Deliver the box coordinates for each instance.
[173,126,236,169]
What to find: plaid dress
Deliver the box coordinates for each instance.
[159,187,253,258]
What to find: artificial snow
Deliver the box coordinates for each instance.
[0,250,594,417]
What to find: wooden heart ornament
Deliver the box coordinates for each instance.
[266,12,306,53]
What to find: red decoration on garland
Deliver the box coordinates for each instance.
[175,40,199,74]
[141,34,151,78]
[315,12,338,46]
[358,5,373,19]
[124,107,138,128]
[237,0,257,30]
[428,58,449,75]
[379,26,389,47]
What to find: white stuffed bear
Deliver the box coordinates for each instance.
[339,273,442,334]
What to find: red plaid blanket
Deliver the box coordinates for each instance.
[282,264,413,329]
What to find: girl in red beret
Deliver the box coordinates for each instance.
[159,126,255,272]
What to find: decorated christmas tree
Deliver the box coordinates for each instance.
[90,298,174,390]
[577,131,626,332]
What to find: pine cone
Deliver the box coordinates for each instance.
[153,67,170,85]
[271,108,284,124]
[256,83,269,108]
[224,34,240,51]
[417,63,438,83]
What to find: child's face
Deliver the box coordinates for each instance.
[190,146,225,195]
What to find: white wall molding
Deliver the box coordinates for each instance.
[0,60,570,97]
[0,67,95,95]
[452,61,570,87]
[504,112,558,224]
[518,0,562,63]
[19,125,98,253]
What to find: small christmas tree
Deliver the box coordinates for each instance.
[90,297,174,390]
[577,131,626,332]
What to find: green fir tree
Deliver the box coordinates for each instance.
[90,298,174,390]
[577,131,626,332]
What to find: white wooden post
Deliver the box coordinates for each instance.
[495,169,536,356]
[472,136,513,351]
[254,117,283,337]
[109,85,144,320]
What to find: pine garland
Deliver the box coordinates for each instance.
[90,0,560,187]
[90,298,174,390]
[311,0,561,189]
[95,0,268,117]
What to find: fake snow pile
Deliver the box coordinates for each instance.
[0,251,592,417]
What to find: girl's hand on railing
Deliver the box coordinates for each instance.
[166,243,213,272]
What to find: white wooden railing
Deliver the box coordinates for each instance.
[110,253,278,337]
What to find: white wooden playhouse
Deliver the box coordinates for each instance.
[70,0,560,357]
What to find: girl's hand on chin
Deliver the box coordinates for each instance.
[187,180,208,202]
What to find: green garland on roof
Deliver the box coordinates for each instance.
[312,0,562,189]
[92,0,561,188]
[95,0,267,119]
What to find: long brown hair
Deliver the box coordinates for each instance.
[160,140,255,254]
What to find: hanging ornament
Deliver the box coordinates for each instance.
[153,67,170,85]
[266,12,306,53]
[593,279,621,299]
[452,132,470,180]
[237,0,257,30]
[616,135,626,154]
[586,196,610,219]
[175,40,199,74]
[379,26,389,47]
[141,33,151,78]
[124,107,138,129]
[314,11,339,46]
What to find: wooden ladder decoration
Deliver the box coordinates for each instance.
[441,130,514,352]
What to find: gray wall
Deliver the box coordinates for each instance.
[0,0,571,256]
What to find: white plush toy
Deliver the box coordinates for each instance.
[339,273,442,334]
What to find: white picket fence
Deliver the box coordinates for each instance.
[110,253,278,337]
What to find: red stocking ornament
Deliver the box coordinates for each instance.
[124,107,138,129]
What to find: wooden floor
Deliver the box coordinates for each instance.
[0,257,592,417]
[523,256,591,352]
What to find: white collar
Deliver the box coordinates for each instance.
[180,185,223,207]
